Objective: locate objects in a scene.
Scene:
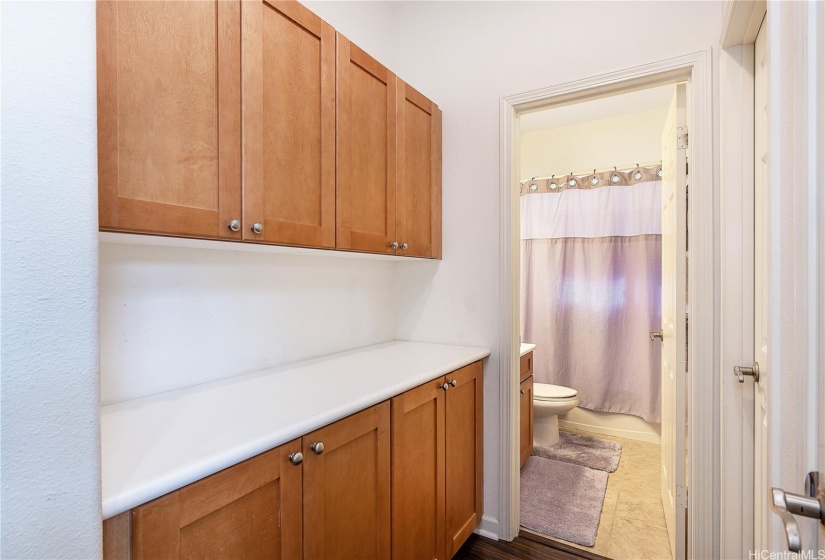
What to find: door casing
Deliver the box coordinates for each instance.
[498,50,715,559]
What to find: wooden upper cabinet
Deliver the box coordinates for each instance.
[444,361,484,558]
[128,441,302,560]
[303,402,391,559]
[336,35,397,254]
[97,0,242,240]
[391,377,446,560]
[397,80,442,259]
[242,0,336,247]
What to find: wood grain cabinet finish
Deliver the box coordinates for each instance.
[97,0,242,240]
[104,441,303,560]
[391,376,446,560]
[519,375,534,468]
[336,34,397,255]
[396,80,442,259]
[242,0,336,248]
[444,361,484,558]
[303,402,391,560]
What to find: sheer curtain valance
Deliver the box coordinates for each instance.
[520,179,662,423]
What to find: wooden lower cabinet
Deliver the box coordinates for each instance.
[104,368,481,560]
[302,402,391,560]
[391,360,483,560]
[519,375,534,468]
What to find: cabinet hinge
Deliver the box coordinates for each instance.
[676,484,689,508]
[677,126,689,149]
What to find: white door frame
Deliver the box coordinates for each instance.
[719,2,765,557]
[497,50,716,559]
[720,1,825,555]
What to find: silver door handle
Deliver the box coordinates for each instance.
[734,362,760,383]
[770,480,824,552]
[649,331,663,341]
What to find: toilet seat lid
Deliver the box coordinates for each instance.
[534,383,577,400]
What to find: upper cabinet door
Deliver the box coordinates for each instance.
[242,1,335,247]
[396,81,442,259]
[97,0,242,239]
[336,35,397,254]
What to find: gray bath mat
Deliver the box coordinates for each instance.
[520,456,608,546]
[533,431,622,472]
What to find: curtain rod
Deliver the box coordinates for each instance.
[520,160,662,184]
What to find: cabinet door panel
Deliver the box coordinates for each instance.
[97,0,241,239]
[397,80,442,259]
[130,441,302,560]
[303,402,391,559]
[242,0,335,247]
[444,361,483,558]
[391,377,446,560]
[336,36,396,254]
[520,375,534,468]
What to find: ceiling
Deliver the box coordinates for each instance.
[519,84,676,133]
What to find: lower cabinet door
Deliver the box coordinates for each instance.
[130,440,303,560]
[519,375,534,467]
[444,361,483,558]
[303,402,391,560]
[391,377,446,560]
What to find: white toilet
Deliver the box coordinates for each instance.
[533,383,579,447]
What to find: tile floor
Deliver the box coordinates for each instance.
[523,427,673,559]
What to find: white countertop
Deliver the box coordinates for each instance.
[520,342,536,356]
[101,340,490,519]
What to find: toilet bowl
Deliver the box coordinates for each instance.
[533,383,579,447]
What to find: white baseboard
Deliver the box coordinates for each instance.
[559,418,661,444]
[474,515,501,540]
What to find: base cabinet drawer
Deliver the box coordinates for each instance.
[104,367,482,560]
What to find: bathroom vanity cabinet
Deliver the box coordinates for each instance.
[519,350,534,467]
[97,0,441,258]
[102,359,483,560]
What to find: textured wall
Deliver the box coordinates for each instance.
[1,1,101,557]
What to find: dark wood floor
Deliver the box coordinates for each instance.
[453,531,611,560]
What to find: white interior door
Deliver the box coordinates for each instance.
[753,16,771,553]
[659,83,687,560]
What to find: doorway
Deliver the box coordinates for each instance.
[497,52,715,560]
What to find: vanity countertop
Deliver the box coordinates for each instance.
[520,342,537,356]
[101,340,489,519]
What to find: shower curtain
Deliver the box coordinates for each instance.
[520,171,662,423]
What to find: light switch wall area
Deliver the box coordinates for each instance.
[99,244,397,404]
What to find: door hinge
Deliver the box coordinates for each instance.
[677,126,689,149]
[676,484,689,508]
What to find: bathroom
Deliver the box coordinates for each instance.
[517,84,687,559]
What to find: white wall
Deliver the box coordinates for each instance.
[519,107,670,180]
[388,1,723,536]
[100,244,396,404]
[1,2,101,557]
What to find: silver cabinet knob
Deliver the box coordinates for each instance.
[520,389,525,395]
[288,452,303,466]
[449,379,457,388]
[311,442,325,455]
[400,242,408,250]
[390,241,399,250]
[649,331,663,341]
[734,362,760,383]
[440,382,449,391]
[227,219,241,232]
[251,222,263,234]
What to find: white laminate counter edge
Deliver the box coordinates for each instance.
[101,341,490,519]
[520,343,536,357]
